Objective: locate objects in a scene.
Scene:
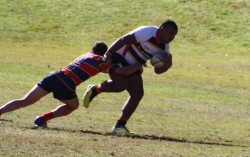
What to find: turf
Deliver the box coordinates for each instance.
[0,0,249,156]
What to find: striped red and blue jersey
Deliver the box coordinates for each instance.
[54,52,118,91]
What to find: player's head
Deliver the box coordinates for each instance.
[158,19,178,44]
[92,42,108,56]
[160,19,178,31]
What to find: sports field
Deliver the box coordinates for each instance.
[0,0,249,156]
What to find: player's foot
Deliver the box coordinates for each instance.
[112,126,134,136]
[83,85,98,108]
[34,116,47,128]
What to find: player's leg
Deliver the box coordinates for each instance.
[34,97,79,127]
[121,74,144,120]
[0,85,49,116]
[100,73,129,92]
[112,74,144,135]
[83,73,128,108]
[53,97,79,118]
[83,53,129,108]
[34,77,79,127]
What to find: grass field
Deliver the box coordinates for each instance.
[0,0,250,156]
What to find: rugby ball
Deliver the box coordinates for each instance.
[150,51,169,68]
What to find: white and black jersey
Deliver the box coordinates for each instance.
[115,26,170,65]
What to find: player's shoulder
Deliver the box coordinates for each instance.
[134,26,158,32]
[131,26,158,39]
[130,26,158,42]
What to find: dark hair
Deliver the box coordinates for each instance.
[92,42,108,56]
[160,19,178,31]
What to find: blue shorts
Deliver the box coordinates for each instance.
[37,72,77,100]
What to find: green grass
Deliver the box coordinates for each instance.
[0,0,250,156]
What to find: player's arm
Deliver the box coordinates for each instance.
[154,54,172,74]
[106,33,137,57]
[110,64,142,75]
[106,26,155,58]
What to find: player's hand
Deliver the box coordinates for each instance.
[154,53,172,74]
[103,57,112,67]
[105,50,113,60]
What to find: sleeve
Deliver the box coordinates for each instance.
[99,63,110,72]
[130,26,157,42]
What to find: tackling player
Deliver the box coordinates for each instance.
[0,42,142,127]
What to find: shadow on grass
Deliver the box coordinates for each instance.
[2,117,247,148]
[80,130,248,148]
[22,126,248,148]
[0,118,13,122]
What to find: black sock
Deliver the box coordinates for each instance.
[115,120,127,128]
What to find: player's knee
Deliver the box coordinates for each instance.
[114,85,126,92]
[136,90,144,100]
[130,90,144,102]
[67,103,79,110]
[115,87,125,92]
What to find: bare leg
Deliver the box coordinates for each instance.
[98,73,128,93]
[98,73,143,120]
[120,74,144,120]
[0,85,49,115]
[51,97,79,118]
[35,96,80,125]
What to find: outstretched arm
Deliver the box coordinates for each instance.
[112,64,142,75]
